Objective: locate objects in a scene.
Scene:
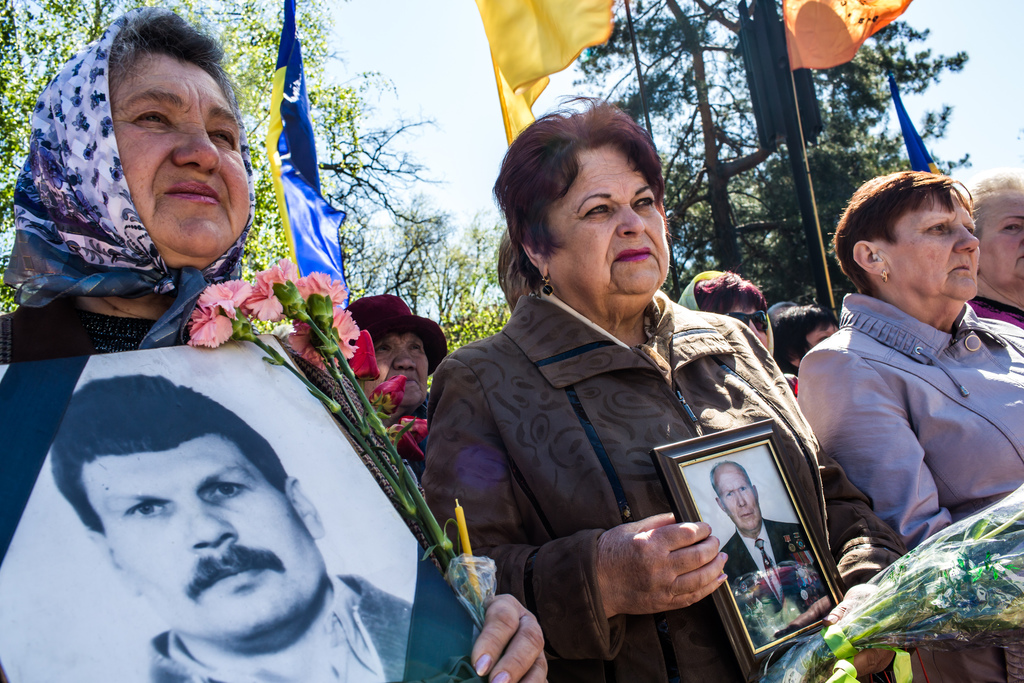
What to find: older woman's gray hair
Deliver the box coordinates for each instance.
[966,167,1024,235]
[4,8,255,349]
[109,8,241,122]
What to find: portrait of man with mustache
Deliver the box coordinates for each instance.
[48,374,411,683]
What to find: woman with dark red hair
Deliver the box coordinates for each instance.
[679,271,772,350]
[423,100,903,682]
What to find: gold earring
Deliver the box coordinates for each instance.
[541,274,554,296]
[881,270,889,283]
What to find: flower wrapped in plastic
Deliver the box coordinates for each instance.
[760,483,1024,683]
[446,554,498,630]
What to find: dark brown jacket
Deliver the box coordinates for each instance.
[424,293,905,683]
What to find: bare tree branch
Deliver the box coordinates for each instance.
[719,147,772,178]
[692,0,739,33]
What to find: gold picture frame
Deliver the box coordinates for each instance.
[651,420,845,681]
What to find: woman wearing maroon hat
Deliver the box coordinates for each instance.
[347,294,448,427]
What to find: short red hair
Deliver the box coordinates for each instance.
[694,272,767,314]
[833,171,972,295]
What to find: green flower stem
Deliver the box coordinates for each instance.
[245,335,410,507]
[295,313,380,431]
[293,312,368,431]
[393,419,418,439]
[290,316,424,522]
[333,347,391,439]
[312,386,410,512]
[325,357,373,438]
[321,336,401,462]
[401,461,455,568]
[249,338,343,414]
[333,404,414,515]
[980,508,1024,542]
[314,323,455,570]
[250,309,455,572]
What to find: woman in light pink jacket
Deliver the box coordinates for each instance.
[799,171,1024,683]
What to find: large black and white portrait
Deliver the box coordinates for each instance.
[0,341,471,682]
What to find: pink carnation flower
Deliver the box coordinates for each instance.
[297,272,348,308]
[245,259,300,322]
[243,288,284,322]
[289,321,326,369]
[188,304,234,348]
[262,258,300,286]
[332,306,360,359]
[197,280,252,320]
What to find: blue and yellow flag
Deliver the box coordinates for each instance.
[888,72,939,174]
[266,0,347,300]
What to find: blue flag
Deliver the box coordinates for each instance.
[266,0,348,302]
[888,72,939,174]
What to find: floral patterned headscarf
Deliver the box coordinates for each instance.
[4,8,256,348]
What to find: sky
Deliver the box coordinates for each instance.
[326,0,1024,226]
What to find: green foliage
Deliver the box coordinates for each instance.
[576,0,967,306]
[343,197,509,353]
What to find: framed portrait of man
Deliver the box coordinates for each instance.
[0,340,473,683]
[651,420,844,681]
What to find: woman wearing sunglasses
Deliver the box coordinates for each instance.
[679,271,773,350]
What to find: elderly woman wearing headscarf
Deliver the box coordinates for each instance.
[1,9,254,360]
[0,10,545,682]
[966,167,1024,330]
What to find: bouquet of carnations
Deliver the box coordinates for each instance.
[759,484,1024,683]
[186,260,482,602]
[188,260,494,673]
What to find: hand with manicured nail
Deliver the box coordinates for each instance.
[472,593,547,682]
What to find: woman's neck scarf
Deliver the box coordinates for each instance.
[5,8,256,349]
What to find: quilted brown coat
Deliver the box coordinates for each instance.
[423,293,906,683]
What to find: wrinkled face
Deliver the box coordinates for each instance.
[369,332,429,414]
[81,434,328,648]
[527,146,668,320]
[867,199,979,327]
[112,54,250,270]
[714,464,762,539]
[976,191,1024,298]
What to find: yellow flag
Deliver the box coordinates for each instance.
[493,57,549,145]
[475,0,613,143]
[784,0,914,70]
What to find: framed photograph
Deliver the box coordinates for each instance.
[651,420,844,681]
[0,340,473,683]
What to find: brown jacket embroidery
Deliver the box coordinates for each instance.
[424,292,905,683]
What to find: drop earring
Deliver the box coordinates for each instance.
[881,270,889,284]
[541,274,554,296]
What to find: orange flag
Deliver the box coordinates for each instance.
[783,0,914,70]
